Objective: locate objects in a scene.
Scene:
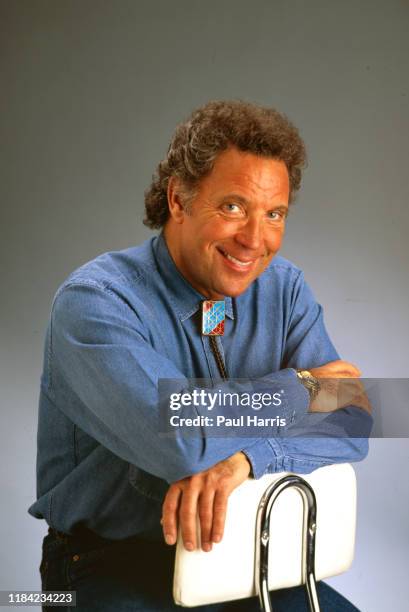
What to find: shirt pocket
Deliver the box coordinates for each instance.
[128,464,169,503]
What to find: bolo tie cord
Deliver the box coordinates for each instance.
[209,335,229,381]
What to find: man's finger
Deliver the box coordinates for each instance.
[312,360,362,379]
[336,363,361,378]
[341,380,372,413]
[198,489,215,552]
[211,489,229,543]
[162,485,182,546]
[179,485,200,551]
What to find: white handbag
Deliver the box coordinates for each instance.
[173,463,357,610]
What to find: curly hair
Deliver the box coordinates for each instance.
[144,100,307,229]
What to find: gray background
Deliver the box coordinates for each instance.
[1,1,408,610]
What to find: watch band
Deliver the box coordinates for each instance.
[296,369,321,401]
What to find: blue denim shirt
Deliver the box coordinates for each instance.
[29,233,371,539]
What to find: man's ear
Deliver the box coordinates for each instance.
[167,177,186,224]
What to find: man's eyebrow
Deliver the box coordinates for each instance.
[219,194,250,205]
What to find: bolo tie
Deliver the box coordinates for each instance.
[201,300,228,380]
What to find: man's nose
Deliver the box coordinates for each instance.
[235,217,264,250]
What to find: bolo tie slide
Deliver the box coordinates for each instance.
[201,300,228,380]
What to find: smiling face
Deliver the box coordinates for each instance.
[164,147,290,299]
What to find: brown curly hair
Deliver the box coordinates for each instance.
[144,100,306,229]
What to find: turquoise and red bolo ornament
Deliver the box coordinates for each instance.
[201,300,225,336]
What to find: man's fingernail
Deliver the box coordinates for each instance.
[185,541,194,551]
[164,534,175,545]
[213,534,221,543]
[203,542,212,552]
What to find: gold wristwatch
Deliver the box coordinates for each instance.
[296,369,321,401]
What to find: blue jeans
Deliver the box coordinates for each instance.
[40,529,360,611]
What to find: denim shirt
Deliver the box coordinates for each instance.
[28,233,371,539]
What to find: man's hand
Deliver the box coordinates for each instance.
[308,360,371,414]
[161,451,251,552]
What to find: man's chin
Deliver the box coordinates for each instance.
[213,281,253,299]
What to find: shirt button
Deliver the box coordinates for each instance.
[72,554,80,562]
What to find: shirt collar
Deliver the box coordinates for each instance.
[152,232,234,322]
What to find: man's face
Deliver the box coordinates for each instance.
[166,147,290,299]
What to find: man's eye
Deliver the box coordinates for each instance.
[268,211,285,221]
[222,203,242,214]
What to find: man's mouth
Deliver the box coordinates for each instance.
[217,248,258,269]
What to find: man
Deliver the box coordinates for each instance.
[30,100,371,611]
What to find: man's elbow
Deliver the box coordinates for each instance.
[345,436,370,464]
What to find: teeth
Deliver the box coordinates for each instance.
[224,252,253,267]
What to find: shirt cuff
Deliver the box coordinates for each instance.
[241,438,286,479]
[254,367,310,425]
